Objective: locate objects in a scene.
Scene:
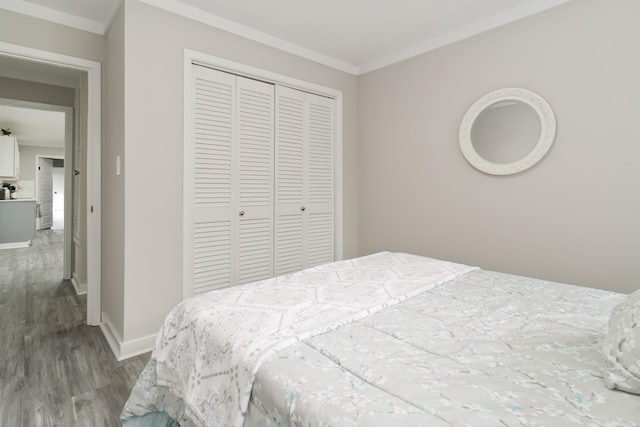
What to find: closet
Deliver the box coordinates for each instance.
[186,64,335,296]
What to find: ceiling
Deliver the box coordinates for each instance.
[0,54,81,88]
[0,55,77,149]
[0,104,66,148]
[0,0,573,148]
[3,0,574,75]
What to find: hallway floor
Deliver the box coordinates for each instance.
[0,229,149,426]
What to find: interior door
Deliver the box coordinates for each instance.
[274,87,335,273]
[274,86,306,275]
[190,66,237,294]
[188,65,275,295]
[235,76,274,285]
[305,93,335,267]
[38,157,54,230]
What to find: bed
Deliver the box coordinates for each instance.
[121,252,640,426]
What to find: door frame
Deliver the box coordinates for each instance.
[0,41,102,326]
[35,154,69,266]
[36,155,64,231]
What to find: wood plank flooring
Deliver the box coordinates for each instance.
[0,230,150,427]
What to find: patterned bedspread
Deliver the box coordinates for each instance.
[122,252,476,426]
[247,269,640,426]
[122,253,640,426]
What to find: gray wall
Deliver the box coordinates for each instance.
[109,0,359,342]
[0,9,104,62]
[358,0,639,294]
[103,5,126,338]
[0,77,75,107]
[17,145,65,182]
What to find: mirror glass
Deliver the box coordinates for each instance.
[459,88,556,176]
[470,100,541,164]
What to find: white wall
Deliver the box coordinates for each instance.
[358,0,640,294]
[109,0,359,345]
[52,164,64,208]
[52,165,64,230]
[16,145,65,182]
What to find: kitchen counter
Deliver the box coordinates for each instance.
[0,199,37,248]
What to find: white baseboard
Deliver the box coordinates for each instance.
[70,274,87,295]
[100,312,156,361]
[0,241,30,249]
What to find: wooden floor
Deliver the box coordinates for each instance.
[0,230,150,427]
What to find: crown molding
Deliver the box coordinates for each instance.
[138,0,359,75]
[3,0,574,75]
[358,0,574,75]
[103,0,124,34]
[1,0,105,34]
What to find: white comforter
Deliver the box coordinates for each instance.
[122,252,640,426]
[126,252,477,427]
[247,269,640,426]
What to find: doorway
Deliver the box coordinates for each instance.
[0,99,73,279]
[36,156,66,231]
[52,158,65,230]
[0,41,102,326]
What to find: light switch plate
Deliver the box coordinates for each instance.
[116,155,121,176]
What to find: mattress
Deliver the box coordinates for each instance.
[122,252,640,426]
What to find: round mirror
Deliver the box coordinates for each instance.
[459,88,556,175]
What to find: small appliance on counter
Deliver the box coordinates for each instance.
[0,183,17,200]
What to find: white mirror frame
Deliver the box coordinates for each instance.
[459,88,556,176]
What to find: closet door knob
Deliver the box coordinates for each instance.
[300,206,306,212]
[239,210,245,216]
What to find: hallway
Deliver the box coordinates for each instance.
[0,229,149,426]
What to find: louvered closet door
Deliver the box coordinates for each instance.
[274,87,305,275]
[306,93,334,267]
[73,90,81,242]
[275,87,334,274]
[191,66,237,293]
[190,65,274,293]
[235,77,275,285]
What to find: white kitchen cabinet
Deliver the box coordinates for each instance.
[0,135,20,180]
